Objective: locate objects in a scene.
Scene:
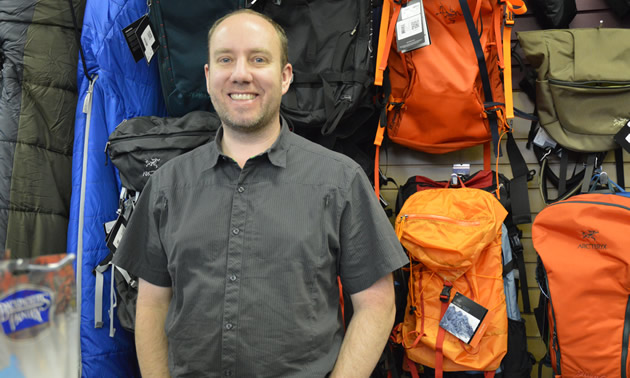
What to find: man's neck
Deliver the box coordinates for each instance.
[220,121,282,168]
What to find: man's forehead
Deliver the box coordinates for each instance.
[212,13,274,40]
[210,15,280,54]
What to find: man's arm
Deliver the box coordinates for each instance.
[135,278,172,378]
[330,273,396,378]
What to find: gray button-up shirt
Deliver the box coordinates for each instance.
[114,121,408,377]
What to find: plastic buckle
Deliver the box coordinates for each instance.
[505,10,515,25]
[509,232,523,253]
[439,282,453,303]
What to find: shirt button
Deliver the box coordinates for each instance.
[229,274,237,282]
[232,228,240,235]
[237,186,245,193]
[225,323,234,330]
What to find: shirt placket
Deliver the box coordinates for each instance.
[221,161,250,377]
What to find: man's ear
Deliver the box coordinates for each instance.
[204,63,211,94]
[281,63,293,95]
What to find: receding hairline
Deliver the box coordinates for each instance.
[207,9,288,66]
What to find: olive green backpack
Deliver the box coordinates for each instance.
[517,28,630,202]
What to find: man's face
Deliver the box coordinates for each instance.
[205,13,292,133]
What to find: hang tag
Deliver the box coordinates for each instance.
[396,0,430,53]
[105,214,128,254]
[439,292,489,348]
[533,127,557,150]
[122,15,159,64]
[613,120,630,153]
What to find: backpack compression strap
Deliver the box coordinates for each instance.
[373,0,400,199]
[435,281,453,378]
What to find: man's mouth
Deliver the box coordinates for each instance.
[230,93,257,100]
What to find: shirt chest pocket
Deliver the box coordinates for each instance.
[247,188,337,267]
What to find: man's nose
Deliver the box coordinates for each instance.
[230,58,253,82]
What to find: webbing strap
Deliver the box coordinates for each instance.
[580,154,597,194]
[615,148,625,187]
[374,117,386,198]
[377,1,402,83]
[337,276,346,331]
[109,267,117,337]
[506,132,532,224]
[502,18,515,119]
[500,0,527,119]
[405,355,421,378]
[435,300,449,378]
[435,282,452,378]
[558,151,569,195]
[483,142,491,171]
[458,0,500,154]
[375,0,392,86]
[115,265,137,288]
[94,263,109,328]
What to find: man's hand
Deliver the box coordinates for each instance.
[330,274,396,378]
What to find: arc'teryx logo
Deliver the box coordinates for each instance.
[581,230,598,242]
[142,157,161,177]
[436,1,462,24]
[578,230,607,250]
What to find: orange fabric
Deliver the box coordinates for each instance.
[373,119,386,198]
[532,193,630,377]
[393,188,508,372]
[378,1,402,81]
[502,18,514,119]
[386,0,508,154]
[337,275,345,331]
[435,284,452,378]
[374,0,392,86]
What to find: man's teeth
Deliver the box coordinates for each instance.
[230,93,256,100]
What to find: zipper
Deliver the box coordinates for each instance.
[622,295,630,378]
[106,131,210,161]
[549,79,630,89]
[549,200,630,212]
[108,130,209,143]
[399,214,481,226]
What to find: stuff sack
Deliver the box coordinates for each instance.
[532,193,630,377]
[393,188,508,376]
[518,28,630,153]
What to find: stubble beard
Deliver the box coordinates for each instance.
[212,95,282,135]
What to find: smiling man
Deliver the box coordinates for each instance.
[113,9,408,378]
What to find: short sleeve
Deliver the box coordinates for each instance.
[338,168,408,294]
[113,174,171,287]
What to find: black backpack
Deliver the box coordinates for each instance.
[96,111,220,332]
[251,0,379,146]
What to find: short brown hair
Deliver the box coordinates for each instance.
[207,9,289,67]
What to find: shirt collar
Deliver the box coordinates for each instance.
[207,117,290,169]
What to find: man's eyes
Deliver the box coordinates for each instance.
[215,56,269,64]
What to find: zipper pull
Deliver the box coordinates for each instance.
[350,20,359,36]
[104,141,110,166]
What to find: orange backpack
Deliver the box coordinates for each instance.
[375,0,526,156]
[532,193,630,377]
[393,188,508,377]
[372,0,530,202]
